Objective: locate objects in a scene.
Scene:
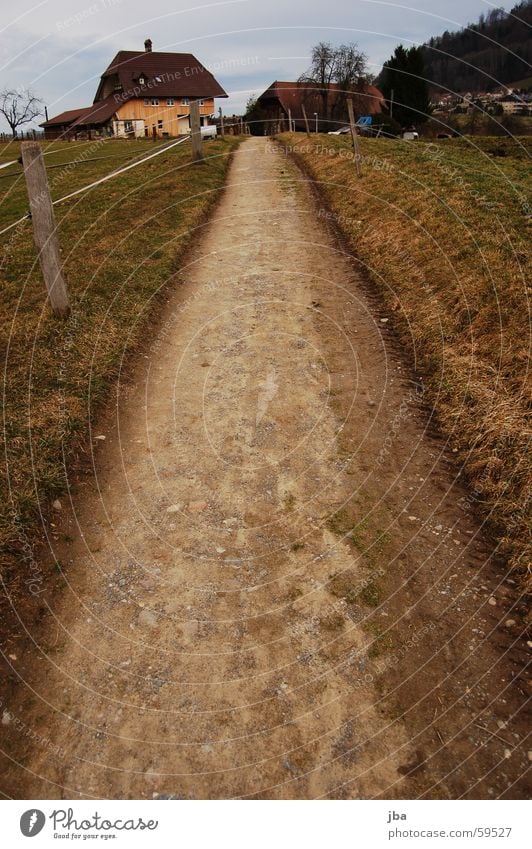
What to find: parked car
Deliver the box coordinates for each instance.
[328,126,351,135]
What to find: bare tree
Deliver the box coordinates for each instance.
[333,44,369,121]
[299,42,368,127]
[0,89,44,138]
[299,42,337,123]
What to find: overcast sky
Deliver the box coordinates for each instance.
[0,0,517,129]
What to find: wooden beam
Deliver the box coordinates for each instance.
[301,104,311,137]
[190,100,204,162]
[21,142,70,318]
[347,98,362,177]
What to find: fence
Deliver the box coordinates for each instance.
[0,130,44,142]
[0,133,196,314]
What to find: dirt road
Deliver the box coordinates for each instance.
[2,138,529,799]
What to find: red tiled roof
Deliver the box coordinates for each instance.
[40,107,91,127]
[68,96,120,128]
[258,81,385,117]
[95,50,228,101]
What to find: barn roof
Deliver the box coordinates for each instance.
[95,50,228,101]
[40,107,92,127]
[68,96,120,128]
[258,80,385,117]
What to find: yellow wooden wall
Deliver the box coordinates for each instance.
[116,98,215,135]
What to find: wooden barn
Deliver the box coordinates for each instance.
[256,80,385,133]
[41,39,227,140]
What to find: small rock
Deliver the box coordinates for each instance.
[408,516,418,522]
[8,653,17,661]
[505,619,516,627]
[52,499,62,511]
[488,597,497,606]
[504,749,512,759]
[528,751,532,762]
[94,435,106,441]
[189,501,207,512]
[380,318,389,324]
[216,547,226,554]
[166,504,181,514]
[2,710,11,726]
[138,609,158,628]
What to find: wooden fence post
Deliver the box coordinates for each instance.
[190,100,204,162]
[301,104,311,137]
[347,98,362,178]
[21,142,70,318]
[219,107,224,136]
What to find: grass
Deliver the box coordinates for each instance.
[283,131,531,584]
[0,135,241,636]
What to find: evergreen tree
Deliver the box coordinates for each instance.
[379,45,431,125]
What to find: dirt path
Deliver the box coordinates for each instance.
[2,138,529,800]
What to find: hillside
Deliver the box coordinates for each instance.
[422,0,532,93]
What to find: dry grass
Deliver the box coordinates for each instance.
[0,135,241,638]
[281,132,530,583]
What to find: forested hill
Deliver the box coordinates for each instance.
[422,1,532,93]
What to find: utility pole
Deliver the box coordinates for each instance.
[219,106,224,136]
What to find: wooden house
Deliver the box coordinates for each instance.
[42,39,227,139]
[256,80,385,133]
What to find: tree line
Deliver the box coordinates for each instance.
[422,0,532,93]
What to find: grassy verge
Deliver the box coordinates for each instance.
[279,132,530,582]
[0,135,241,637]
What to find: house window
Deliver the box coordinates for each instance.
[158,120,163,129]
[139,76,146,85]
[182,97,189,105]
[144,98,150,105]
[149,98,159,106]
[198,99,204,106]
[166,98,175,106]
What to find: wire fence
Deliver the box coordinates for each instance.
[0,135,191,237]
